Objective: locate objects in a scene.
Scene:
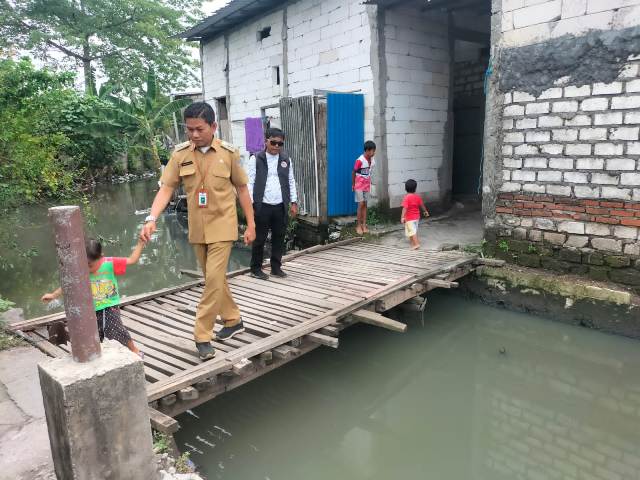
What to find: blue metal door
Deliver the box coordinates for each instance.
[327,93,364,216]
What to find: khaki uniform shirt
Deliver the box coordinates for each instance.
[160,138,248,244]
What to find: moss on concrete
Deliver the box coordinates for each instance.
[476,265,633,305]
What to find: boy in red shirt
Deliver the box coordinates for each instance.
[352,140,376,235]
[401,179,429,250]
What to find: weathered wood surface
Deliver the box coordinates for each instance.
[15,241,476,414]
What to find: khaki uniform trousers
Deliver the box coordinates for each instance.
[192,242,241,342]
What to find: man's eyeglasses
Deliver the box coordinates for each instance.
[269,140,284,147]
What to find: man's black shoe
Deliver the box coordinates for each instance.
[251,270,269,280]
[218,321,245,341]
[271,269,287,278]
[196,342,216,360]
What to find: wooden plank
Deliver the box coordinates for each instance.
[133,337,197,370]
[289,257,402,283]
[229,278,343,309]
[306,332,339,348]
[280,264,383,291]
[128,331,199,365]
[426,279,459,289]
[224,284,327,315]
[351,310,407,333]
[257,273,366,301]
[232,275,341,301]
[20,331,68,358]
[149,407,180,434]
[474,257,505,267]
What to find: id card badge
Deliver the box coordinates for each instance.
[198,189,208,208]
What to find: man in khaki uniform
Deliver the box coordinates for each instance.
[140,102,256,360]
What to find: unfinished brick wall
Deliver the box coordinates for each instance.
[490,61,640,288]
[485,1,640,288]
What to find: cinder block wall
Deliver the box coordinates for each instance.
[384,6,451,208]
[485,0,640,289]
[201,0,374,164]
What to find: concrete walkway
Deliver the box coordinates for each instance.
[0,346,55,480]
[376,208,484,251]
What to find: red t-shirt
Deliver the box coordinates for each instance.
[104,257,128,275]
[402,193,426,221]
[353,155,374,192]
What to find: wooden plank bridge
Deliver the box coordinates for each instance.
[10,238,491,434]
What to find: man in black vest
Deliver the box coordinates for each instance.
[247,127,298,279]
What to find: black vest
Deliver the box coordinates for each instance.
[252,150,291,213]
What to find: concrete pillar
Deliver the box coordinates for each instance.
[38,341,158,480]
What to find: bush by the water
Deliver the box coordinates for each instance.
[0,58,181,208]
[0,59,123,206]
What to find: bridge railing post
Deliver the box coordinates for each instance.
[48,206,101,362]
[38,205,157,480]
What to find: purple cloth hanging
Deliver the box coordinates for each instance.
[244,118,264,154]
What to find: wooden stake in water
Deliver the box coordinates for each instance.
[49,206,101,362]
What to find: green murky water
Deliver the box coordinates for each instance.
[0,179,250,317]
[175,292,640,480]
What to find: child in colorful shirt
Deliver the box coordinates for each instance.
[401,179,429,250]
[352,140,376,235]
[42,237,146,356]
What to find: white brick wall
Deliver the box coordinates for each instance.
[201,0,374,162]
[501,0,640,47]
[384,6,450,207]
[500,60,640,200]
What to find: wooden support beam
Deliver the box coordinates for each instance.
[306,332,339,348]
[178,386,199,401]
[319,325,339,337]
[257,351,273,366]
[148,407,180,434]
[474,258,506,267]
[232,358,254,376]
[351,309,407,333]
[19,331,68,358]
[272,344,300,360]
[426,279,459,289]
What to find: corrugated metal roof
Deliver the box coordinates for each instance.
[181,0,285,41]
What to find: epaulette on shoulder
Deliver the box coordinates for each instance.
[174,141,191,151]
[219,140,237,153]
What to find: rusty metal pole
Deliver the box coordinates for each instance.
[49,206,101,362]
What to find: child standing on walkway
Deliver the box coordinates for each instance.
[401,179,429,250]
[42,237,146,356]
[352,140,376,235]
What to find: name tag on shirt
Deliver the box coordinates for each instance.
[198,189,208,208]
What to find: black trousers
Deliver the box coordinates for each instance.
[251,203,286,273]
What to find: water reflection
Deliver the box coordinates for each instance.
[0,179,250,317]
[175,291,640,480]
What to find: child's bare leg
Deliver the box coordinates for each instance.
[362,204,369,233]
[356,203,364,234]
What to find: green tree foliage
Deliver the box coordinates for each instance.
[87,71,192,170]
[0,58,123,206]
[0,0,202,94]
